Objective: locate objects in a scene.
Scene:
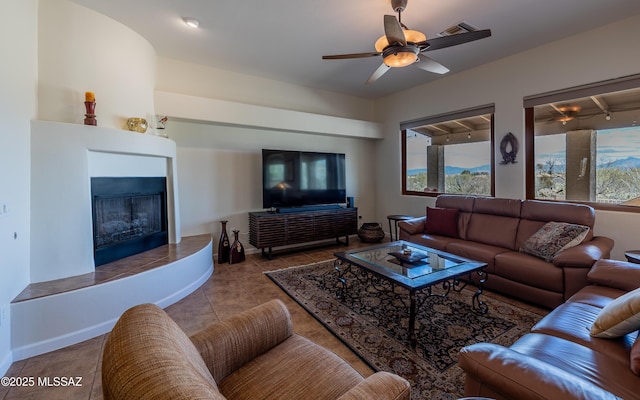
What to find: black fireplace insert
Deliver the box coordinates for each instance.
[91,177,168,266]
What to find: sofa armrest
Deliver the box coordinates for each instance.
[552,236,614,268]
[458,343,620,400]
[190,299,293,383]
[337,372,410,400]
[398,217,425,236]
[588,259,640,291]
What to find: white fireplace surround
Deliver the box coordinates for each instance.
[30,120,181,283]
[10,121,214,361]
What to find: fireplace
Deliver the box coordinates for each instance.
[91,177,168,266]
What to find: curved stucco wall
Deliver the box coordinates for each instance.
[37,0,156,130]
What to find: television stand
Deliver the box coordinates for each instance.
[249,207,357,259]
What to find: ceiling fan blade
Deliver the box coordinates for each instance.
[365,63,391,85]
[415,54,450,74]
[384,15,406,46]
[322,52,380,60]
[418,29,491,51]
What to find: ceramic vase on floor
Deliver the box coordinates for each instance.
[357,222,385,243]
[229,229,246,264]
[218,221,230,264]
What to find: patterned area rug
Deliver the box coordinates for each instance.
[266,260,545,400]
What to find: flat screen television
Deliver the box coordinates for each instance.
[262,149,346,209]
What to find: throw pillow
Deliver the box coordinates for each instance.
[632,334,640,376]
[590,287,640,338]
[519,221,590,262]
[424,207,459,238]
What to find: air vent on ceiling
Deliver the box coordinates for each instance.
[438,21,478,37]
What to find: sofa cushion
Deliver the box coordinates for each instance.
[591,287,640,338]
[424,206,458,237]
[465,197,521,250]
[530,301,635,365]
[219,334,363,400]
[510,333,639,400]
[466,213,520,250]
[519,221,590,262]
[102,304,222,400]
[408,233,463,252]
[632,334,640,376]
[568,285,628,309]
[494,251,564,293]
[588,259,640,292]
[444,241,509,272]
[519,200,595,244]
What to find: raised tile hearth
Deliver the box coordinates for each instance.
[11,234,213,361]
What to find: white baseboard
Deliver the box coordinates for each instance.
[0,350,13,377]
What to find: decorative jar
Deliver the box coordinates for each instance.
[127,117,148,133]
[357,222,385,243]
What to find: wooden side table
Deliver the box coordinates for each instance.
[625,250,640,264]
[386,214,414,242]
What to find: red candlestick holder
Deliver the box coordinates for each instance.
[84,101,97,126]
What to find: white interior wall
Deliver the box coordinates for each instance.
[37,0,156,130]
[167,120,377,249]
[0,0,37,376]
[157,57,375,121]
[374,14,640,260]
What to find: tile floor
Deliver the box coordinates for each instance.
[2,241,375,400]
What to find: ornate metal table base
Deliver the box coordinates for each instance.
[333,259,488,348]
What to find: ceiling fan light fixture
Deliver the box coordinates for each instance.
[375,29,426,52]
[404,29,426,43]
[374,35,389,52]
[382,46,419,67]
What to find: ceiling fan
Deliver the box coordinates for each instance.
[322,0,492,84]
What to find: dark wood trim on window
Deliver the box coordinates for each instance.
[490,114,496,195]
[401,129,408,195]
[525,107,535,199]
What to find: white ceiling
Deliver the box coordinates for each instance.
[69,0,640,99]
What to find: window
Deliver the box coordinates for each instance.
[525,75,640,209]
[402,105,495,197]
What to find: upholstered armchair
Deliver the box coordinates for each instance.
[102,299,410,400]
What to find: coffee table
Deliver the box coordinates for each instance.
[333,240,487,348]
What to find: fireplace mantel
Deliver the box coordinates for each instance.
[30,120,181,283]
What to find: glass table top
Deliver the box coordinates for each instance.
[335,241,486,289]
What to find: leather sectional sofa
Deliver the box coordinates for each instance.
[458,259,640,399]
[398,195,614,308]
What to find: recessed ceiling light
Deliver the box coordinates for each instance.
[183,17,200,29]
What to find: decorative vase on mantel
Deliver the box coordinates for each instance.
[229,229,246,264]
[218,221,230,264]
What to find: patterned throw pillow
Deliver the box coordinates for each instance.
[590,287,640,338]
[519,221,590,262]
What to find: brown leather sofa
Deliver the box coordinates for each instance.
[458,259,640,399]
[398,195,614,309]
[102,299,410,400]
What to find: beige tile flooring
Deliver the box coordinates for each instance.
[2,241,376,400]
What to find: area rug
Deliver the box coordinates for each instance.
[266,260,545,400]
